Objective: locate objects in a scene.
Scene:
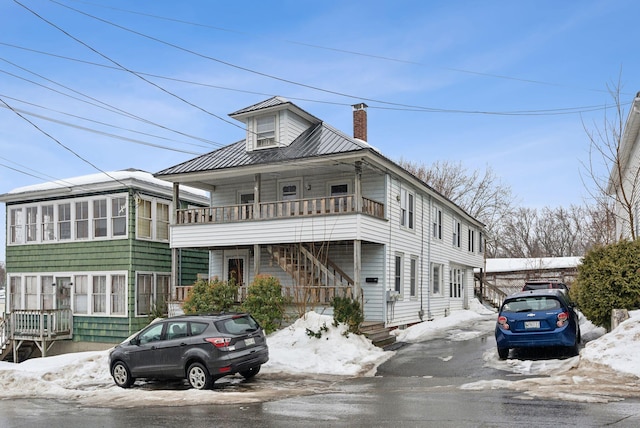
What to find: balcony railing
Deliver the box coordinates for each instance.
[177,195,384,225]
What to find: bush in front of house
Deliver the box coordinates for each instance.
[331,295,363,335]
[241,275,289,334]
[182,278,238,314]
[572,239,640,330]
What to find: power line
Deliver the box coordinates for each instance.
[64,0,619,96]
[0,58,224,147]
[0,95,129,187]
[45,0,616,117]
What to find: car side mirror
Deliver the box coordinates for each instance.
[130,337,140,346]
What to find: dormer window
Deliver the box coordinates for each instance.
[256,114,276,148]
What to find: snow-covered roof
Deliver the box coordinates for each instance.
[481,256,582,273]
[0,169,209,204]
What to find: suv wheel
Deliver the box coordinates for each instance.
[240,365,261,379]
[112,361,134,388]
[187,362,212,390]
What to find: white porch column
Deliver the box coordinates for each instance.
[354,239,362,305]
[171,183,179,300]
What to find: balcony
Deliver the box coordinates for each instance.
[176,195,384,225]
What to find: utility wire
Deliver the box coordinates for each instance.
[0,95,129,187]
[0,41,614,117]
[46,0,613,116]
[64,0,618,96]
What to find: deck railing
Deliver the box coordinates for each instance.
[10,309,73,340]
[177,195,384,225]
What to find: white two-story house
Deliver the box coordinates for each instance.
[156,97,485,328]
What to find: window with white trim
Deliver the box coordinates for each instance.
[9,208,23,244]
[468,228,475,252]
[75,201,89,239]
[432,205,442,239]
[9,276,22,310]
[26,206,37,242]
[136,197,173,242]
[93,276,107,314]
[112,197,127,236]
[256,114,276,147]
[431,263,443,295]
[42,204,54,241]
[479,232,484,253]
[156,202,169,241]
[93,199,108,238]
[400,188,414,229]
[450,267,464,298]
[410,257,418,297]
[137,199,152,239]
[111,275,126,315]
[41,275,54,310]
[25,276,37,309]
[136,273,170,316]
[452,218,461,247]
[394,253,403,294]
[74,275,88,314]
[58,203,71,240]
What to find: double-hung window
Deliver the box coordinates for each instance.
[256,115,276,148]
[112,197,127,237]
[75,201,89,239]
[432,206,442,239]
[58,203,71,240]
[394,254,404,294]
[410,257,418,297]
[25,207,37,242]
[156,202,169,241]
[431,263,443,295]
[400,188,414,229]
[468,228,475,252]
[93,199,108,238]
[10,208,23,244]
[42,205,54,241]
[452,218,461,248]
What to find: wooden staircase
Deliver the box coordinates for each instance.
[361,321,396,349]
[267,244,354,303]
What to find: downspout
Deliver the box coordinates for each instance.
[427,195,432,320]
[419,193,424,321]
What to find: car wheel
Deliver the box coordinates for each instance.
[187,362,212,390]
[240,365,261,379]
[112,361,134,388]
[497,347,509,360]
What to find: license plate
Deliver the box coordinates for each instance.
[245,337,255,346]
[524,321,540,329]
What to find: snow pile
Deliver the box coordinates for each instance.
[263,311,392,376]
[393,299,495,343]
[580,310,640,378]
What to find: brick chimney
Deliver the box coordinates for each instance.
[352,102,368,142]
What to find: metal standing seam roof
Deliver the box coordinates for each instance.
[155,122,372,176]
[228,96,292,116]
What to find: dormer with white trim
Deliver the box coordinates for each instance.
[229,96,321,152]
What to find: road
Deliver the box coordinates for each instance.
[1,314,640,427]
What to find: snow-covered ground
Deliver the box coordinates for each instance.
[0,300,638,406]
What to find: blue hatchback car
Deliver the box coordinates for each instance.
[495,289,581,359]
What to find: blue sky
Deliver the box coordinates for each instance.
[1,0,638,262]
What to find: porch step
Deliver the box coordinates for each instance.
[361,321,396,349]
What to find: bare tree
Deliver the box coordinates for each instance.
[399,159,515,256]
[581,77,636,240]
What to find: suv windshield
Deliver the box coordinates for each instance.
[502,296,561,313]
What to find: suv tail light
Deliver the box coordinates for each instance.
[497,315,509,330]
[206,337,232,348]
[557,312,569,327]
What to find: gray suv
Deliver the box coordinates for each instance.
[108,313,269,390]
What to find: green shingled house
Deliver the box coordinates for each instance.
[0,169,209,360]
